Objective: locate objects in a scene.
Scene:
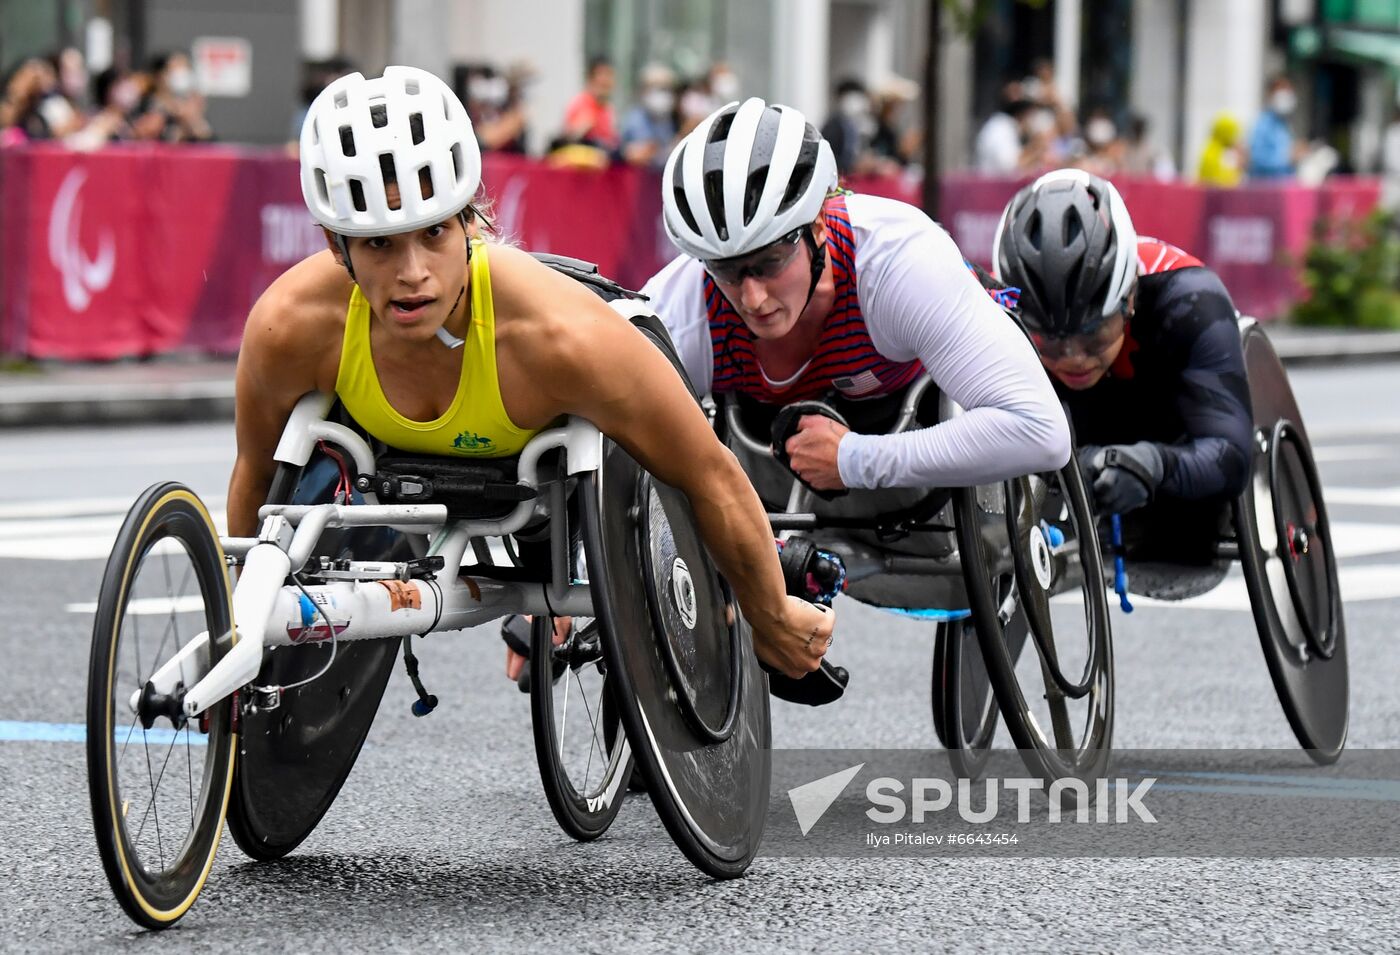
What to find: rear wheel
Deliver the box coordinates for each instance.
[954,461,1114,787]
[584,442,770,879]
[87,483,235,929]
[1235,321,1347,763]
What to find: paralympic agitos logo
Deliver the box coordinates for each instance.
[48,168,116,312]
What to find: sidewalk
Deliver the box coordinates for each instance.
[3,325,1400,429]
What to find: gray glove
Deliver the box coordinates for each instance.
[1080,442,1165,514]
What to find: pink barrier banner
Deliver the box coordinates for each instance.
[0,144,1382,360]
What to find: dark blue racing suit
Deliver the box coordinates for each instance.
[1058,239,1254,562]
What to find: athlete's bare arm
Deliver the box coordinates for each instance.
[489,247,832,677]
[227,252,347,537]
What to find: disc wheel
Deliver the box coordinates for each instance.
[225,450,413,860]
[1234,319,1348,763]
[87,482,236,930]
[954,460,1114,787]
[530,605,634,840]
[932,612,1016,780]
[583,442,769,879]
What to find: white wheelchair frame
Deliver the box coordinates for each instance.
[135,392,607,722]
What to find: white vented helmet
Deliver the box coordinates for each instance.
[662,97,837,260]
[299,65,482,237]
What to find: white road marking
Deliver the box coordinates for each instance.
[1323,488,1400,508]
[0,447,233,472]
[65,594,208,615]
[1311,444,1400,463]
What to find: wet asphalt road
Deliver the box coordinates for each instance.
[2,361,1400,952]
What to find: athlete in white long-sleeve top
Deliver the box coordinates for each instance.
[641,97,1069,493]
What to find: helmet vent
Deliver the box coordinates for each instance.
[349,178,367,213]
[379,155,400,209]
[743,167,767,224]
[334,90,348,109]
[410,112,425,145]
[1063,209,1083,247]
[314,168,329,205]
[704,169,728,240]
[779,159,815,215]
[669,155,700,234]
[339,125,356,156]
[418,165,435,200]
[404,76,420,95]
[370,103,388,128]
[1026,210,1042,250]
[710,110,736,143]
[451,142,464,183]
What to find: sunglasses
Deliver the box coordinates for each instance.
[1031,310,1128,360]
[704,228,805,286]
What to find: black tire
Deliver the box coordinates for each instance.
[87,483,236,929]
[225,451,413,860]
[1234,323,1348,763]
[954,461,1114,786]
[932,617,1003,779]
[529,608,634,841]
[583,443,770,879]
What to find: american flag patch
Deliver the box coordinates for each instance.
[831,370,883,396]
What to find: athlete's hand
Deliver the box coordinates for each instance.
[1081,442,1164,514]
[504,615,570,682]
[751,597,836,678]
[783,415,850,492]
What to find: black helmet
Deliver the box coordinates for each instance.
[993,169,1138,337]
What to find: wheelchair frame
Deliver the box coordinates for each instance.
[138,398,604,722]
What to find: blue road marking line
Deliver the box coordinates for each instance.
[0,720,207,746]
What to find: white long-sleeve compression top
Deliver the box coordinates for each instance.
[639,193,1070,489]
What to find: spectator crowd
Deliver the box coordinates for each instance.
[1,46,214,149]
[0,44,1349,193]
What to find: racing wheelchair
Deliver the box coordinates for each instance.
[84,263,774,930]
[929,316,1347,769]
[716,377,1116,787]
[1094,318,1347,763]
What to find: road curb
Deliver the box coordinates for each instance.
[2,341,1398,428]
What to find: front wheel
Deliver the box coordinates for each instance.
[530,612,634,841]
[86,483,236,930]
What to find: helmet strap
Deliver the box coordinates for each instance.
[334,232,356,282]
[800,226,827,316]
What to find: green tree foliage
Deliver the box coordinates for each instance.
[942,0,1049,35]
[1292,211,1400,329]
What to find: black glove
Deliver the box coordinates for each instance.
[1080,442,1164,514]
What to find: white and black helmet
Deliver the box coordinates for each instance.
[662,97,837,261]
[299,65,482,237]
[993,168,1138,337]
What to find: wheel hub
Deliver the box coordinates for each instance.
[671,557,698,629]
[1028,525,1054,589]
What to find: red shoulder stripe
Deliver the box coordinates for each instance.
[1136,237,1203,275]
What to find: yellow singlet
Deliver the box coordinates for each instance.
[334,240,539,458]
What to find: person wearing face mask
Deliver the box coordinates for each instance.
[560,55,618,152]
[620,63,678,168]
[821,78,876,174]
[66,67,143,150]
[1248,76,1301,180]
[143,51,214,143]
[1074,107,1123,177]
[995,170,1253,561]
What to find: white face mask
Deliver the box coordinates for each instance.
[642,88,675,117]
[1086,117,1117,147]
[1028,109,1056,135]
[167,67,194,97]
[1270,89,1297,116]
[839,91,870,119]
[112,79,140,111]
[710,72,740,102]
[469,76,508,107]
[680,89,713,121]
